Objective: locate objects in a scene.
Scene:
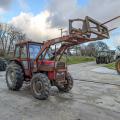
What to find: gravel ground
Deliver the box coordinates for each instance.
[0,62,120,120]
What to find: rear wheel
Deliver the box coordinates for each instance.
[116,58,120,74]
[6,62,24,90]
[31,73,50,100]
[57,73,73,92]
[106,58,109,64]
[102,57,105,64]
[108,58,111,63]
[101,57,103,63]
[100,57,102,64]
[105,58,107,64]
[96,58,99,64]
[103,57,105,64]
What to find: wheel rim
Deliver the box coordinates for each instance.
[7,70,16,87]
[33,79,43,96]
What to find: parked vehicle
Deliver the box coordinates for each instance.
[96,50,115,64]
[0,57,7,71]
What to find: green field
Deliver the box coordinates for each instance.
[104,62,115,70]
[62,56,95,65]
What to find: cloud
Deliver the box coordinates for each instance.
[47,0,120,29]
[0,8,6,13]
[47,0,79,27]
[0,0,13,10]
[112,34,120,47]
[9,11,60,42]
[9,0,120,46]
[18,0,30,12]
[47,0,120,47]
[0,0,13,12]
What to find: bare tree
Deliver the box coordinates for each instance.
[95,41,109,51]
[0,23,26,56]
[86,41,109,57]
[79,44,86,56]
[87,42,96,56]
[116,46,120,51]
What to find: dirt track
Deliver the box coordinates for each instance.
[0,62,120,120]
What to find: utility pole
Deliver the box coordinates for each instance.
[58,28,68,37]
[58,28,64,37]
[62,30,68,35]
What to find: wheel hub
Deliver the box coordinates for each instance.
[33,80,43,95]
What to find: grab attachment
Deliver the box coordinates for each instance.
[69,16,120,40]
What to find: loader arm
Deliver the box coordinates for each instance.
[35,35,97,61]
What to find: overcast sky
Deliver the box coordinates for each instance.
[0,0,120,49]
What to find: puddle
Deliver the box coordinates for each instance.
[91,67,117,75]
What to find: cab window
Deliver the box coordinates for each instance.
[21,45,27,58]
[15,46,20,58]
[29,44,41,59]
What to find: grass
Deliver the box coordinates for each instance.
[61,56,95,65]
[104,62,115,70]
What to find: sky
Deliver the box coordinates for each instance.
[0,0,120,50]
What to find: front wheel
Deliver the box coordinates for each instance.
[31,73,50,100]
[57,73,73,92]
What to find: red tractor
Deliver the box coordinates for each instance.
[6,16,117,100]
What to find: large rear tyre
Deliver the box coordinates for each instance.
[6,62,24,90]
[96,58,99,64]
[57,73,73,92]
[108,58,111,63]
[105,58,107,64]
[106,58,109,64]
[101,57,104,64]
[116,58,120,74]
[31,73,50,100]
[102,57,105,64]
[99,57,102,64]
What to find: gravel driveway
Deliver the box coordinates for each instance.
[0,62,120,120]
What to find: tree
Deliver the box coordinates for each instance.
[116,46,120,51]
[79,44,86,56]
[0,23,26,56]
[86,41,109,57]
[95,41,109,51]
[87,42,96,56]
